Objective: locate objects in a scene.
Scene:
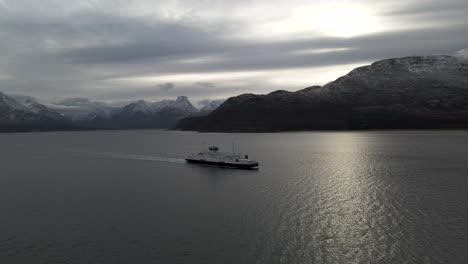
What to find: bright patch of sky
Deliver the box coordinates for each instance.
[0,0,467,103]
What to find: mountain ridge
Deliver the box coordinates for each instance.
[0,92,211,131]
[3,54,468,132]
[77,95,199,129]
[177,55,468,132]
[0,91,74,132]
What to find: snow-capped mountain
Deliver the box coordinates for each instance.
[119,100,152,116]
[171,96,199,113]
[47,95,214,129]
[200,99,226,113]
[0,91,71,131]
[150,96,198,113]
[312,55,468,104]
[0,92,30,114]
[113,96,197,117]
[178,55,468,131]
[11,95,64,120]
[73,96,199,129]
[49,97,119,122]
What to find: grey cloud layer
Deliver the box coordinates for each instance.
[381,0,468,16]
[0,0,467,101]
[61,19,468,72]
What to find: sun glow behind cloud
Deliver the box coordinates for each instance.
[255,2,381,38]
[0,0,467,102]
[308,3,379,37]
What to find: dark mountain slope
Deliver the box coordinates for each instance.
[177,55,468,132]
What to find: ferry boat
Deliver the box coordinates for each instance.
[185,146,259,169]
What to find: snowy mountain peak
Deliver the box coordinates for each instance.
[174,96,197,113]
[0,91,65,124]
[10,94,64,120]
[123,100,151,114]
[12,95,43,112]
[200,99,226,112]
[149,96,197,113]
[0,91,30,112]
[176,96,189,102]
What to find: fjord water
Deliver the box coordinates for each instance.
[1,130,467,263]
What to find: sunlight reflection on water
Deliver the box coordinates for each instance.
[0,131,467,263]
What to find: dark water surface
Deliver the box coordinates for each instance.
[1,130,467,263]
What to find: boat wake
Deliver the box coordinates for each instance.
[92,152,186,164]
[44,146,187,164]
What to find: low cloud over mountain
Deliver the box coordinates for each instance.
[0,91,73,131]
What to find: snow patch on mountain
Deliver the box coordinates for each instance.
[125,100,152,114]
[151,96,198,113]
[119,97,197,116]
[199,99,226,112]
[0,92,30,112]
[0,91,66,124]
[11,94,64,119]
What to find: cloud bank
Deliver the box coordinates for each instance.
[0,0,467,103]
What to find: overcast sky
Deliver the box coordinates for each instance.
[0,0,467,104]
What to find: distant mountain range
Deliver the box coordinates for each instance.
[0,93,221,131]
[76,96,199,129]
[2,53,468,132]
[178,55,468,132]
